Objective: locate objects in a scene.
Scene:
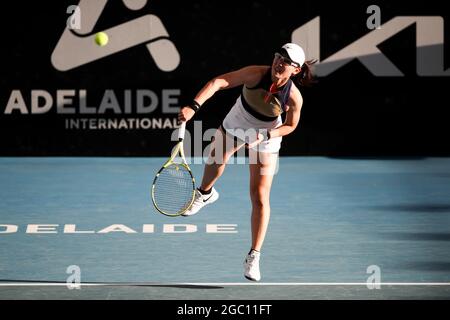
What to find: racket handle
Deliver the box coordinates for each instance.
[178,122,186,141]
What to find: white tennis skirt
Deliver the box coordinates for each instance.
[222,96,283,153]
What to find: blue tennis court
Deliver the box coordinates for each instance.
[0,157,449,299]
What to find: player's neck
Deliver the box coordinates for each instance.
[271,76,289,88]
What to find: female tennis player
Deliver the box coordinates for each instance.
[178,43,315,281]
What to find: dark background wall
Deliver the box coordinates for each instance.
[0,0,449,156]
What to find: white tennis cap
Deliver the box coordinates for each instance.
[282,43,306,67]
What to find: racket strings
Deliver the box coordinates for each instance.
[153,164,194,215]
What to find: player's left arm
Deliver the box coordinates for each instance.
[269,86,303,138]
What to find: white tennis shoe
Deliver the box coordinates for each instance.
[244,250,261,281]
[182,187,219,216]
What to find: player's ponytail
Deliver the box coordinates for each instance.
[293,59,317,87]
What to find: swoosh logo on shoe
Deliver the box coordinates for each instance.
[203,194,213,202]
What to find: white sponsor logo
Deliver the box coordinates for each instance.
[3,89,182,130]
[52,0,180,71]
[0,224,238,234]
[293,16,450,76]
[4,89,180,115]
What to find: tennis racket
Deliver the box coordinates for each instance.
[151,122,196,217]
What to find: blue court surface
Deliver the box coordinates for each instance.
[0,157,449,299]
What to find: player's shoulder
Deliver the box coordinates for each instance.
[238,65,270,87]
[241,65,270,72]
[238,65,270,77]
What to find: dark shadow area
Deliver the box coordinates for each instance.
[431,173,450,178]
[363,204,450,213]
[2,3,450,157]
[326,156,427,160]
[0,279,223,289]
[128,284,224,289]
[401,261,450,272]
[380,232,450,241]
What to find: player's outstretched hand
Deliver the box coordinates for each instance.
[178,107,196,123]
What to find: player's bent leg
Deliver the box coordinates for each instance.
[182,127,244,217]
[200,127,245,191]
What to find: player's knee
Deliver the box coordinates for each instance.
[207,147,227,166]
[250,188,270,209]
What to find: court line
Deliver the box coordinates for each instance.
[0,282,450,287]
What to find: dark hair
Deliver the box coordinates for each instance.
[292,59,317,87]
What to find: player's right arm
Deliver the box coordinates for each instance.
[178,66,269,122]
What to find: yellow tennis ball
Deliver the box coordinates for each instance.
[95,32,109,46]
